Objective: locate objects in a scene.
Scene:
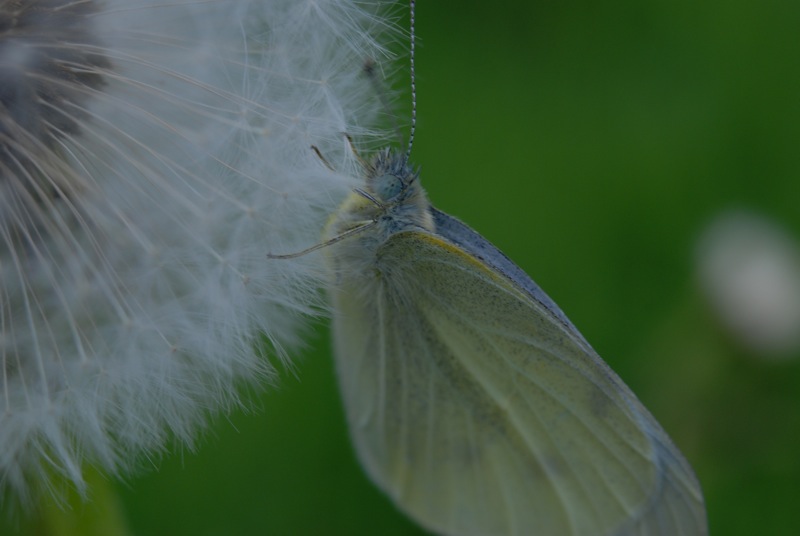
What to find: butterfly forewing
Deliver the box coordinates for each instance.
[330,226,705,536]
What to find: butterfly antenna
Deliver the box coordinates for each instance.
[404,0,417,166]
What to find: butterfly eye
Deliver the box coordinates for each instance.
[373,173,404,201]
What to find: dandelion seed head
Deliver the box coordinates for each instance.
[0,0,393,506]
[1,0,108,226]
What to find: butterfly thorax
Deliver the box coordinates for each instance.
[324,149,435,285]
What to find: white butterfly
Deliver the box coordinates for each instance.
[322,147,707,535]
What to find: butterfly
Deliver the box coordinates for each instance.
[319,146,707,535]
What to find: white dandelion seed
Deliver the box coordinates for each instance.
[0,0,393,506]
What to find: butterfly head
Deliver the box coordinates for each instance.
[365,148,421,205]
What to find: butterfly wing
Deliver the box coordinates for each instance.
[330,226,706,536]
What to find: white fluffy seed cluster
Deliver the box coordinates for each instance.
[0,0,392,506]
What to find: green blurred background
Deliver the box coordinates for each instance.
[12,0,800,534]
[122,1,800,534]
